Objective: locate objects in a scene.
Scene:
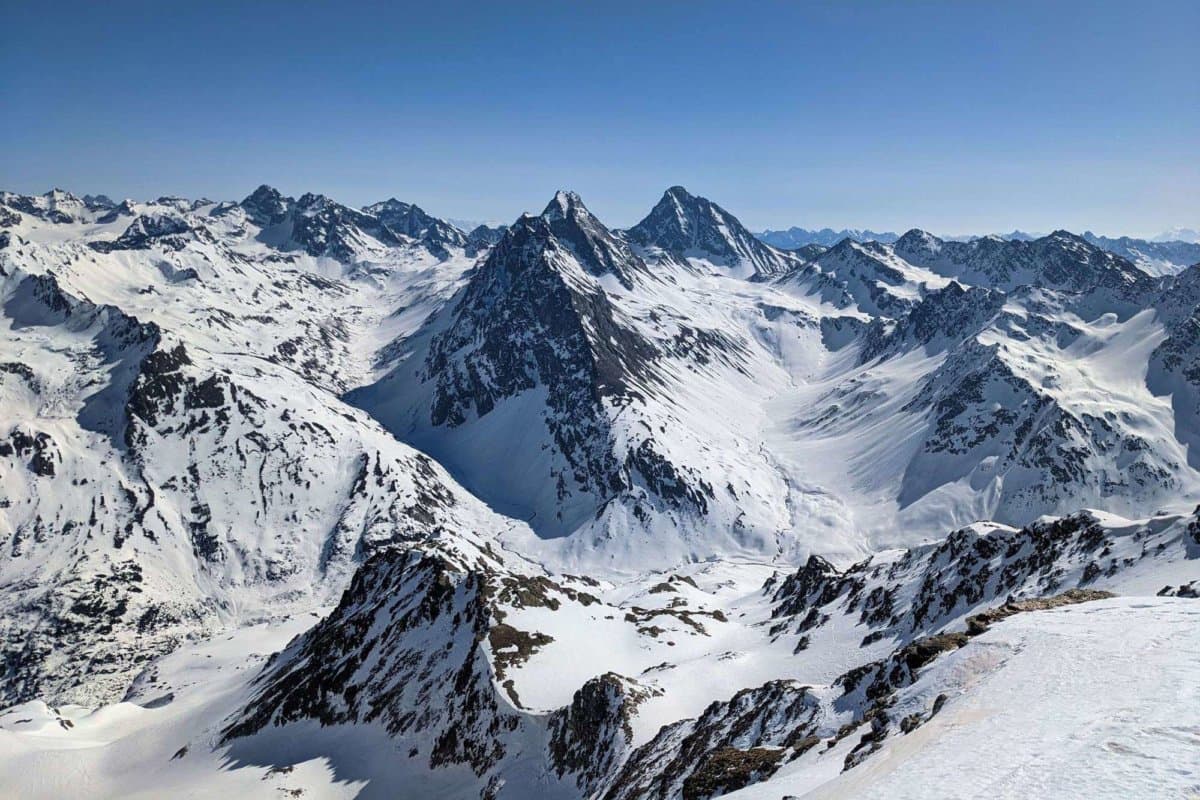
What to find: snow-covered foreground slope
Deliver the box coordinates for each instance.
[0,511,1195,799]
[730,596,1200,800]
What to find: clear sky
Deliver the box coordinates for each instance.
[2,0,1196,236]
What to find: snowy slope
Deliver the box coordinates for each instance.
[728,596,1200,800]
[0,189,528,706]
[0,508,1194,799]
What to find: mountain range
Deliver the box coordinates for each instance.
[757,225,1200,278]
[1,184,1197,799]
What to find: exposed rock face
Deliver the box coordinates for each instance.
[604,680,818,800]
[240,184,292,227]
[767,510,1195,646]
[859,281,1005,361]
[548,672,650,797]
[349,191,753,547]
[1148,265,1200,468]
[364,198,468,257]
[543,190,647,289]
[898,338,1176,517]
[783,237,947,317]
[425,207,655,421]
[225,549,517,777]
[289,192,404,260]
[213,502,1195,799]
[238,185,469,261]
[894,228,1154,301]
[422,212,657,511]
[352,192,744,542]
[467,223,508,254]
[91,213,201,252]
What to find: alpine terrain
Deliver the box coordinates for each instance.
[1,185,1198,799]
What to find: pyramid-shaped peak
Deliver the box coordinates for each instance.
[542,190,591,222]
[535,191,641,288]
[893,229,945,261]
[896,228,941,245]
[368,197,411,210]
[628,186,794,278]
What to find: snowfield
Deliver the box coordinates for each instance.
[1,597,1195,799]
[730,597,1200,800]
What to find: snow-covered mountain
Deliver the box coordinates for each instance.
[756,224,1200,275]
[1,185,1198,798]
[3,505,1194,799]
[627,186,800,278]
[1153,226,1200,244]
[1081,231,1200,277]
[0,187,516,707]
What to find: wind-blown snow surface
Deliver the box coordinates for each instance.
[2,186,1200,798]
[727,596,1200,800]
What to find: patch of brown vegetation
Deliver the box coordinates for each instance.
[965,588,1115,634]
[681,746,785,800]
[488,623,554,675]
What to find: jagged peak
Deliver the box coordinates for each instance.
[239,185,292,227]
[627,185,794,277]
[366,197,412,211]
[533,191,642,288]
[43,188,80,202]
[295,192,334,211]
[362,198,467,253]
[242,184,287,204]
[651,185,723,223]
[639,185,707,222]
[485,212,555,261]
[82,194,116,210]
[543,189,588,222]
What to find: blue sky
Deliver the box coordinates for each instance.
[2,1,1196,236]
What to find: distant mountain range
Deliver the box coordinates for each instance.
[757,225,1200,276]
[757,227,902,248]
